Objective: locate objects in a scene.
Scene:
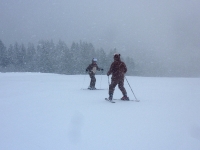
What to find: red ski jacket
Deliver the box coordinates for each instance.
[107,60,127,79]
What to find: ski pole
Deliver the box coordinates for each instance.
[125,76,139,101]
[108,76,110,85]
[99,71,103,89]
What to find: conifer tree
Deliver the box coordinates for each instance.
[0,40,7,67]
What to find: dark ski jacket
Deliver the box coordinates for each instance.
[86,63,101,74]
[107,59,127,79]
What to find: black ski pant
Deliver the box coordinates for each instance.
[89,72,96,88]
[109,76,127,97]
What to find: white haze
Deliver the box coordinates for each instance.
[0,0,200,76]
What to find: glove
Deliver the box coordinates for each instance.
[86,69,88,72]
[101,69,104,71]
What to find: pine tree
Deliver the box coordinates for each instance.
[55,40,70,74]
[19,44,27,71]
[80,41,96,74]
[71,42,81,74]
[0,40,7,68]
[96,48,107,74]
[7,44,14,68]
[124,57,135,75]
[37,40,55,73]
[26,43,37,72]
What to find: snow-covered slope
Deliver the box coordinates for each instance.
[1,73,200,150]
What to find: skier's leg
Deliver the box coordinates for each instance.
[109,77,118,99]
[91,75,96,88]
[89,73,93,88]
[90,73,96,88]
[118,77,127,96]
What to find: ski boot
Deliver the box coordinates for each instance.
[108,94,113,101]
[88,86,96,90]
[121,95,129,101]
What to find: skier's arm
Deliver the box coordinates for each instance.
[96,65,103,71]
[107,63,114,76]
[86,64,91,72]
[123,62,127,73]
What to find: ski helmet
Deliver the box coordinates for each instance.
[92,58,97,62]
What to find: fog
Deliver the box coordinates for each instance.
[1,0,200,76]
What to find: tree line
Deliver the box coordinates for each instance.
[0,40,135,75]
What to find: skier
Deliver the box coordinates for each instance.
[107,53,129,100]
[86,58,103,90]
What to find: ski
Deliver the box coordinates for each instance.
[105,98,115,103]
[113,99,140,102]
[81,88,108,90]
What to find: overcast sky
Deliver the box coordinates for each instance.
[1,0,200,76]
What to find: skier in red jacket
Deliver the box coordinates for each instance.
[107,53,129,100]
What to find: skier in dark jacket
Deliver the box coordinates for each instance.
[107,53,129,100]
[86,58,103,90]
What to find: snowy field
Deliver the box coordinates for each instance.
[0,73,200,150]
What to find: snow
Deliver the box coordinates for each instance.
[0,72,200,150]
